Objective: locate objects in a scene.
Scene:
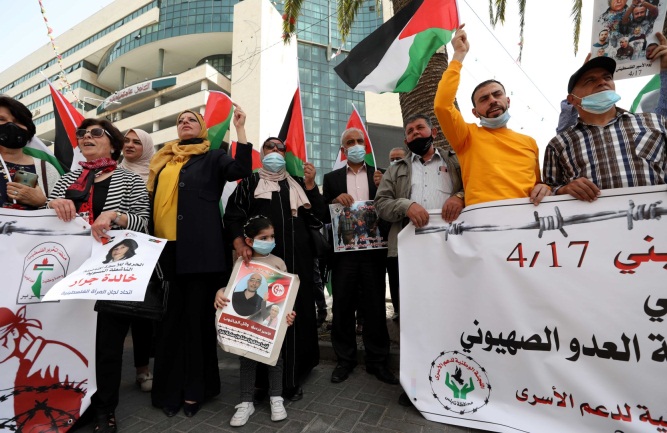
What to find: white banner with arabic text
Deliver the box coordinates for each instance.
[399,186,667,433]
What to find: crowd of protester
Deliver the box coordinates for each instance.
[0,24,666,433]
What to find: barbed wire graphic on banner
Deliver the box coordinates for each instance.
[415,200,664,239]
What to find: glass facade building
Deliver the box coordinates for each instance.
[2,0,385,183]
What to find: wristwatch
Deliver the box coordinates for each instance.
[113,211,122,225]
[454,191,465,201]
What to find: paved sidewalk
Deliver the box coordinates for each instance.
[79,339,491,433]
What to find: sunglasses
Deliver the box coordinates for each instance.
[263,141,286,152]
[76,128,111,139]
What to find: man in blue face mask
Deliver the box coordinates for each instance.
[434,25,551,207]
[322,127,398,386]
[544,32,667,201]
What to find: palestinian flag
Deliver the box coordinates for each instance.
[265,274,293,304]
[23,136,66,175]
[278,86,307,177]
[47,81,85,171]
[630,74,659,113]
[334,0,459,93]
[333,104,377,170]
[203,91,234,150]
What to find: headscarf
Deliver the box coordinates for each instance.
[120,128,154,182]
[147,110,210,193]
[254,141,311,216]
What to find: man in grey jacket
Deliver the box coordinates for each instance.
[374,114,465,406]
[375,114,464,257]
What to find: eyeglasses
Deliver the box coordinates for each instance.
[263,141,286,152]
[76,128,111,139]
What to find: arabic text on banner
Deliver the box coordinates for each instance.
[399,185,667,433]
[0,209,96,432]
[43,230,167,302]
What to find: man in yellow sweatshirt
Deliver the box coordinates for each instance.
[434,25,551,206]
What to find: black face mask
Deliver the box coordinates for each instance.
[0,122,30,149]
[406,135,433,157]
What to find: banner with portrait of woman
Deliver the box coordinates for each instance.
[43,230,167,302]
[215,258,300,366]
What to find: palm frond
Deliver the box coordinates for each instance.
[338,0,367,42]
[494,0,507,26]
[488,0,496,25]
[571,0,583,55]
[282,0,305,44]
[516,0,526,63]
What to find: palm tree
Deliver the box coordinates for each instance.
[280,0,585,149]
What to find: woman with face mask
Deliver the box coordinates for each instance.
[224,137,326,401]
[0,96,61,210]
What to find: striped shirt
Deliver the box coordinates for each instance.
[543,110,667,191]
[48,167,149,232]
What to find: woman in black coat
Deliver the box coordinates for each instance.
[148,107,252,418]
[224,137,325,400]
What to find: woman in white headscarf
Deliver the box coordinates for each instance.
[118,128,156,395]
[224,137,325,401]
[120,128,154,183]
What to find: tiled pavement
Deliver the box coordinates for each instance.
[77,291,492,433]
[77,335,492,433]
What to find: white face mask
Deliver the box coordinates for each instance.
[571,90,621,114]
[479,109,511,129]
[346,144,366,164]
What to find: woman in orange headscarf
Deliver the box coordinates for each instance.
[148,106,252,418]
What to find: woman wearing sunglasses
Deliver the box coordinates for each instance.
[224,137,325,402]
[47,118,149,433]
[0,96,61,210]
[147,107,252,419]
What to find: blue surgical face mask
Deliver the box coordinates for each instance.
[573,90,621,114]
[252,239,275,255]
[346,144,366,164]
[479,109,511,129]
[262,152,286,172]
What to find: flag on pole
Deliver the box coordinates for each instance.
[203,91,234,150]
[47,80,85,171]
[333,104,377,170]
[278,86,307,177]
[630,74,659,113]
[23,136,66,175]
[334,0,459,93]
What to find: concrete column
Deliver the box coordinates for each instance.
[153,120,160,132]
[154,95,162,108]
[157,49,165,77]
[120,67,126,88]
